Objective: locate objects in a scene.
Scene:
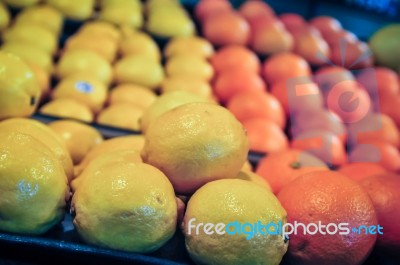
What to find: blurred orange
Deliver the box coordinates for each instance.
[331,41,373,69]
[293,31,330,65]
[226,91,285,128]
[309,16,342,38]
[338,162,387,182]
[324,29,358,48]
[211,45,260,74]
[195,0,232,22]
[357,67,400,98]
[262,52,311,85]
[279,13,306,33]
[242,118,288,153]
[238,0,275,22]
[314,66,355,93]
[250,22,293,55]
[213,68,266,103]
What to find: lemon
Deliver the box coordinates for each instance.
[183,179,288,265]
[114,55,164,89]
[0,131,68,235]
[71,148,142,191]
[52,73,108,113]
[75,135,145,175]
[4,0,39,8]
[119,32,160,61]
[99,1,143,28]
[109,84,157,109]
[0,51,41,120]
[0,3,10,31]
[15,5,63,36]
[141,102,249,194]
[78,21,121,43]
[236,170,272,190]
[97,103,144,131]
[40,98,94,122]
[56,50,113,85]
[160,76,213,98]
[64,34,118,63]
[27,63,50,98]
[241,160,253,172]
[48,120,104,165]
[140,91,210,133]
[3,24,57,55]
[147,9,195,38]
[72,161,177,252]
[2,41,54,73]
[166,54,214,81]
[0,118,74,181]
[47,0,94,21]
[165,36,214,58]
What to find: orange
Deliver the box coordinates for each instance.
[270,77,323,116]
[357,67,399,98]
[277,171,377,265]
[309,16,342,38]
[349,140,400,172]
[293,31,330,65]
[279,13,306,33]
[324,29,358,48]
[255,149,328,194]
[211,45,260,74]
[331,41,373,69]
[262,52,311,85]
[347,113,399,148]
[226,91,285,128]
[213,68,266,103]
[194,0,232,22]
[360,173,400,251]
[379,94,400,128]
[242,118,288,153]
[313,66,355,93]
[238,0,274,21]
[337,162,387,182]
[203,12,250,46]
[291,130,347,166]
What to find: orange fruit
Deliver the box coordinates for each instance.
[255,149,328,194]
[226,91,285,128]
[242,118,288,153]
[238,0,275,21]
[293,32,330,65]
[347,113,399,148]
[262,52,311,85]
[379,94,400,128]
[324,29,358,48]
[291,130,347,166]
[194,0,232,22]
[357,67,400,98]
[331,41,373,69]
[349,140,400,172]
[277,171,377,265]
[270,77,323,116]
[211,45,260,74]
[309,16,342,38]
[203,12,250,46]
[279,13,306,33]
[213,68,266,103]
[360,173,400,251]
[337,162,387,182]
[313,66,355,93]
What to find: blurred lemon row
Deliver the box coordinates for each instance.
[0,0,219,131]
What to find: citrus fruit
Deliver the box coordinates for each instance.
[108,84,157,109]
[72,161,177,252]
[165,54,214,81]
[146,8,195,38]
[164,36,214,58]
[160,76,213,99]
[279,13,306,33]
[141,102,248,194]
[4,0,39,7]
[97,103,143,131]
[0,51,41,120]
[293,31,330,65]
[183,179,288,265]
[0,2,10,31]
[337,162,387,182]
[48,120,103,165]
[235,170,272,191]
[356,67,399,98]
[194,0,232,22]
[0,131,68,235]
[27,63,50,98]
[78,21,121,43]
[369,24,400,70]
[99,1,143,28]
[239,0,275,21]
[211,45,260,74]
[256,149,328,194]
[313,66,355,93]
[119,32,160,61]
[309,16,342,38]
[39,98,94,122]
[331,41,373,69]
[251,23,294,56]
[46,0,94,21]
[277,171,377,265]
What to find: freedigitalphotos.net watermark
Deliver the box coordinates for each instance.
[187,218,383,240]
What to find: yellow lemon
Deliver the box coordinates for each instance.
[165,36,214,58]
[166,54,214,81]
[72,161,177,252]
[14,5,63,35]
[40,98,94,122]
[0,131,68,235]
[160,76,213,98]
[56,50,113,85]
[71,148,142,191]
[109,84,157,109]
[26,63,50,99]
[99,1,143,28]
[47,0,94,21]
[241,160,253,172]
[0,118,74,181]
[236,170,272,191]
[75,135,145,175]
[2,41,54,73]
[52,73,108,113]
[141,102,249,194]
[0,3,10,31]
[97,103,144,131]
[114,55,164,89]
[119,32,160,61]
[183,179,288,265]
[140,90,210,133]
[4,0,39,8]
[0,51,41,120]
[146,8,195,38]
[48,120,104,165]
[78,21,121,43]
[3,24,57,55]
